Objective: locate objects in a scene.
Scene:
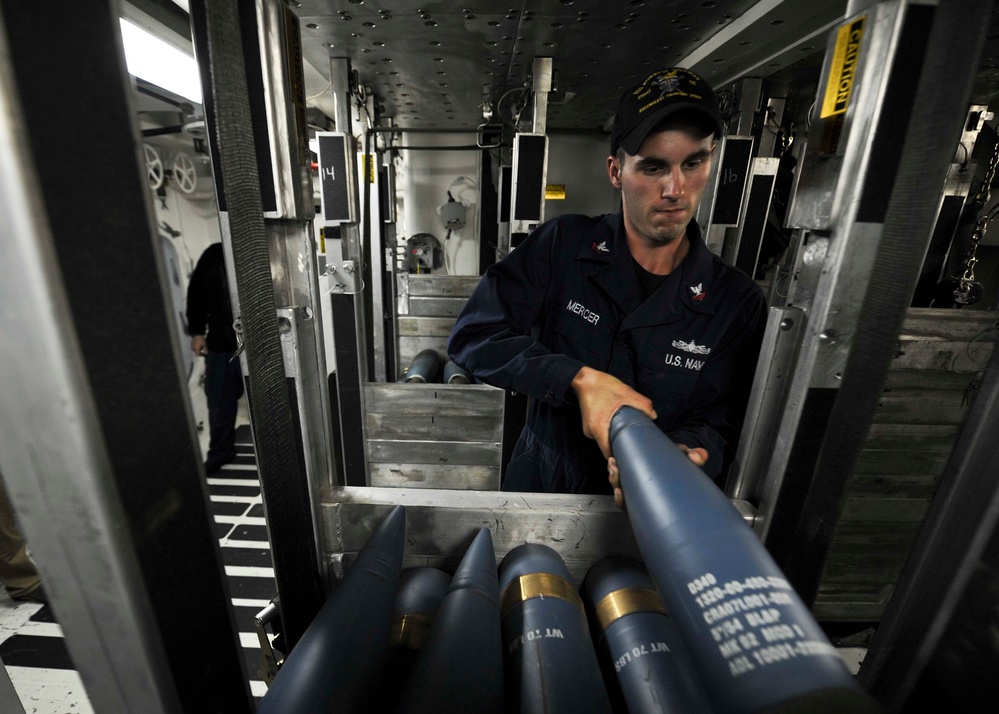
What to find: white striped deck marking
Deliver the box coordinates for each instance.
[0,596,43,631]
[1,443,267,712]
[232,598,271,609]
[210,494,262,505]
[10,621,63,638]
[216,496,268,541]
[219,539,271,549]
[5,666,94,713]
[240,631,276,649]
[11,615,282,639]
[214,515,267,526]
[219,463,258,471]
[225,565,275,579]
[207,477,260,488]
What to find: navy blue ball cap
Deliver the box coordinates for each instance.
[610,68,724,155]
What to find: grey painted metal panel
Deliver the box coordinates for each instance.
[728,307,805,500]
[324,488,639,581]
[406,275,481,297]
[366,414,503,442]
[396,276,479,366]
[323,488,757,583]
[365,383,504,415]
[409,297,469,317]
[363,383,504,487]
[890,341,994,371]
[369,463,501,490]
[683,1,848,88]
[367,440,502,466]
[864,424,961,452]
[398,316,456,337]
[897,309,998,341]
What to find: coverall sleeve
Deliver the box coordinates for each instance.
[666,288,768,480]
[448,221,585,406]
[185,250,210,337]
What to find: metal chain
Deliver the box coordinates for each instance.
[959,216,984,278]
[955,140,999,302]
[781,132,793,156]
[971,138,999,209]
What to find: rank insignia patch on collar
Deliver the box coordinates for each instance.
[690,283,706,300]
[592,240,610,254]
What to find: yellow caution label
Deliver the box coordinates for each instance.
[820,16,866,119]
[545,183,566,200]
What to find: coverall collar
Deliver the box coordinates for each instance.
[581,213,716,328]
[579,214,643,315]
[675,219,716,317]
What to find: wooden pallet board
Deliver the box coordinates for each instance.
[369,463,500,491]
[812,309,996,621]
[363,383,505,489]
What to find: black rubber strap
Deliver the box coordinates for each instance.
[201,0,322,649]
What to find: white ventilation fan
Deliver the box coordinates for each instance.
[171,151,214,199]
[144,144,164,190]
[171,151,198,194]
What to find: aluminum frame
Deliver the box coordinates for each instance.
[0,2,251,709]
[754,0,926,539]
[326,55,371,484]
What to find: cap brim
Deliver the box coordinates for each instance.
[618,103,723,155]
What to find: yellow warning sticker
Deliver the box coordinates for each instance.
[820,16,866,119]
[545,184,566,200]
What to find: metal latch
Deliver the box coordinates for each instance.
[254,600,284,686]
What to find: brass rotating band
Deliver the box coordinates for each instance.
[595,587,667,632]
[390,613,434,650]
[500,572,583,617]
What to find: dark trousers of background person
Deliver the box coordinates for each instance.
[0,477,42,600]
[204,351,245,473]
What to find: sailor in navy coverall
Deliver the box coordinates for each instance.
[448,68,767,497]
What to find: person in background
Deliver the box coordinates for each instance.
[186,243,244,475]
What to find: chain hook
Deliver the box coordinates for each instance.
[953,139,999,303]
[230,317,244,364]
